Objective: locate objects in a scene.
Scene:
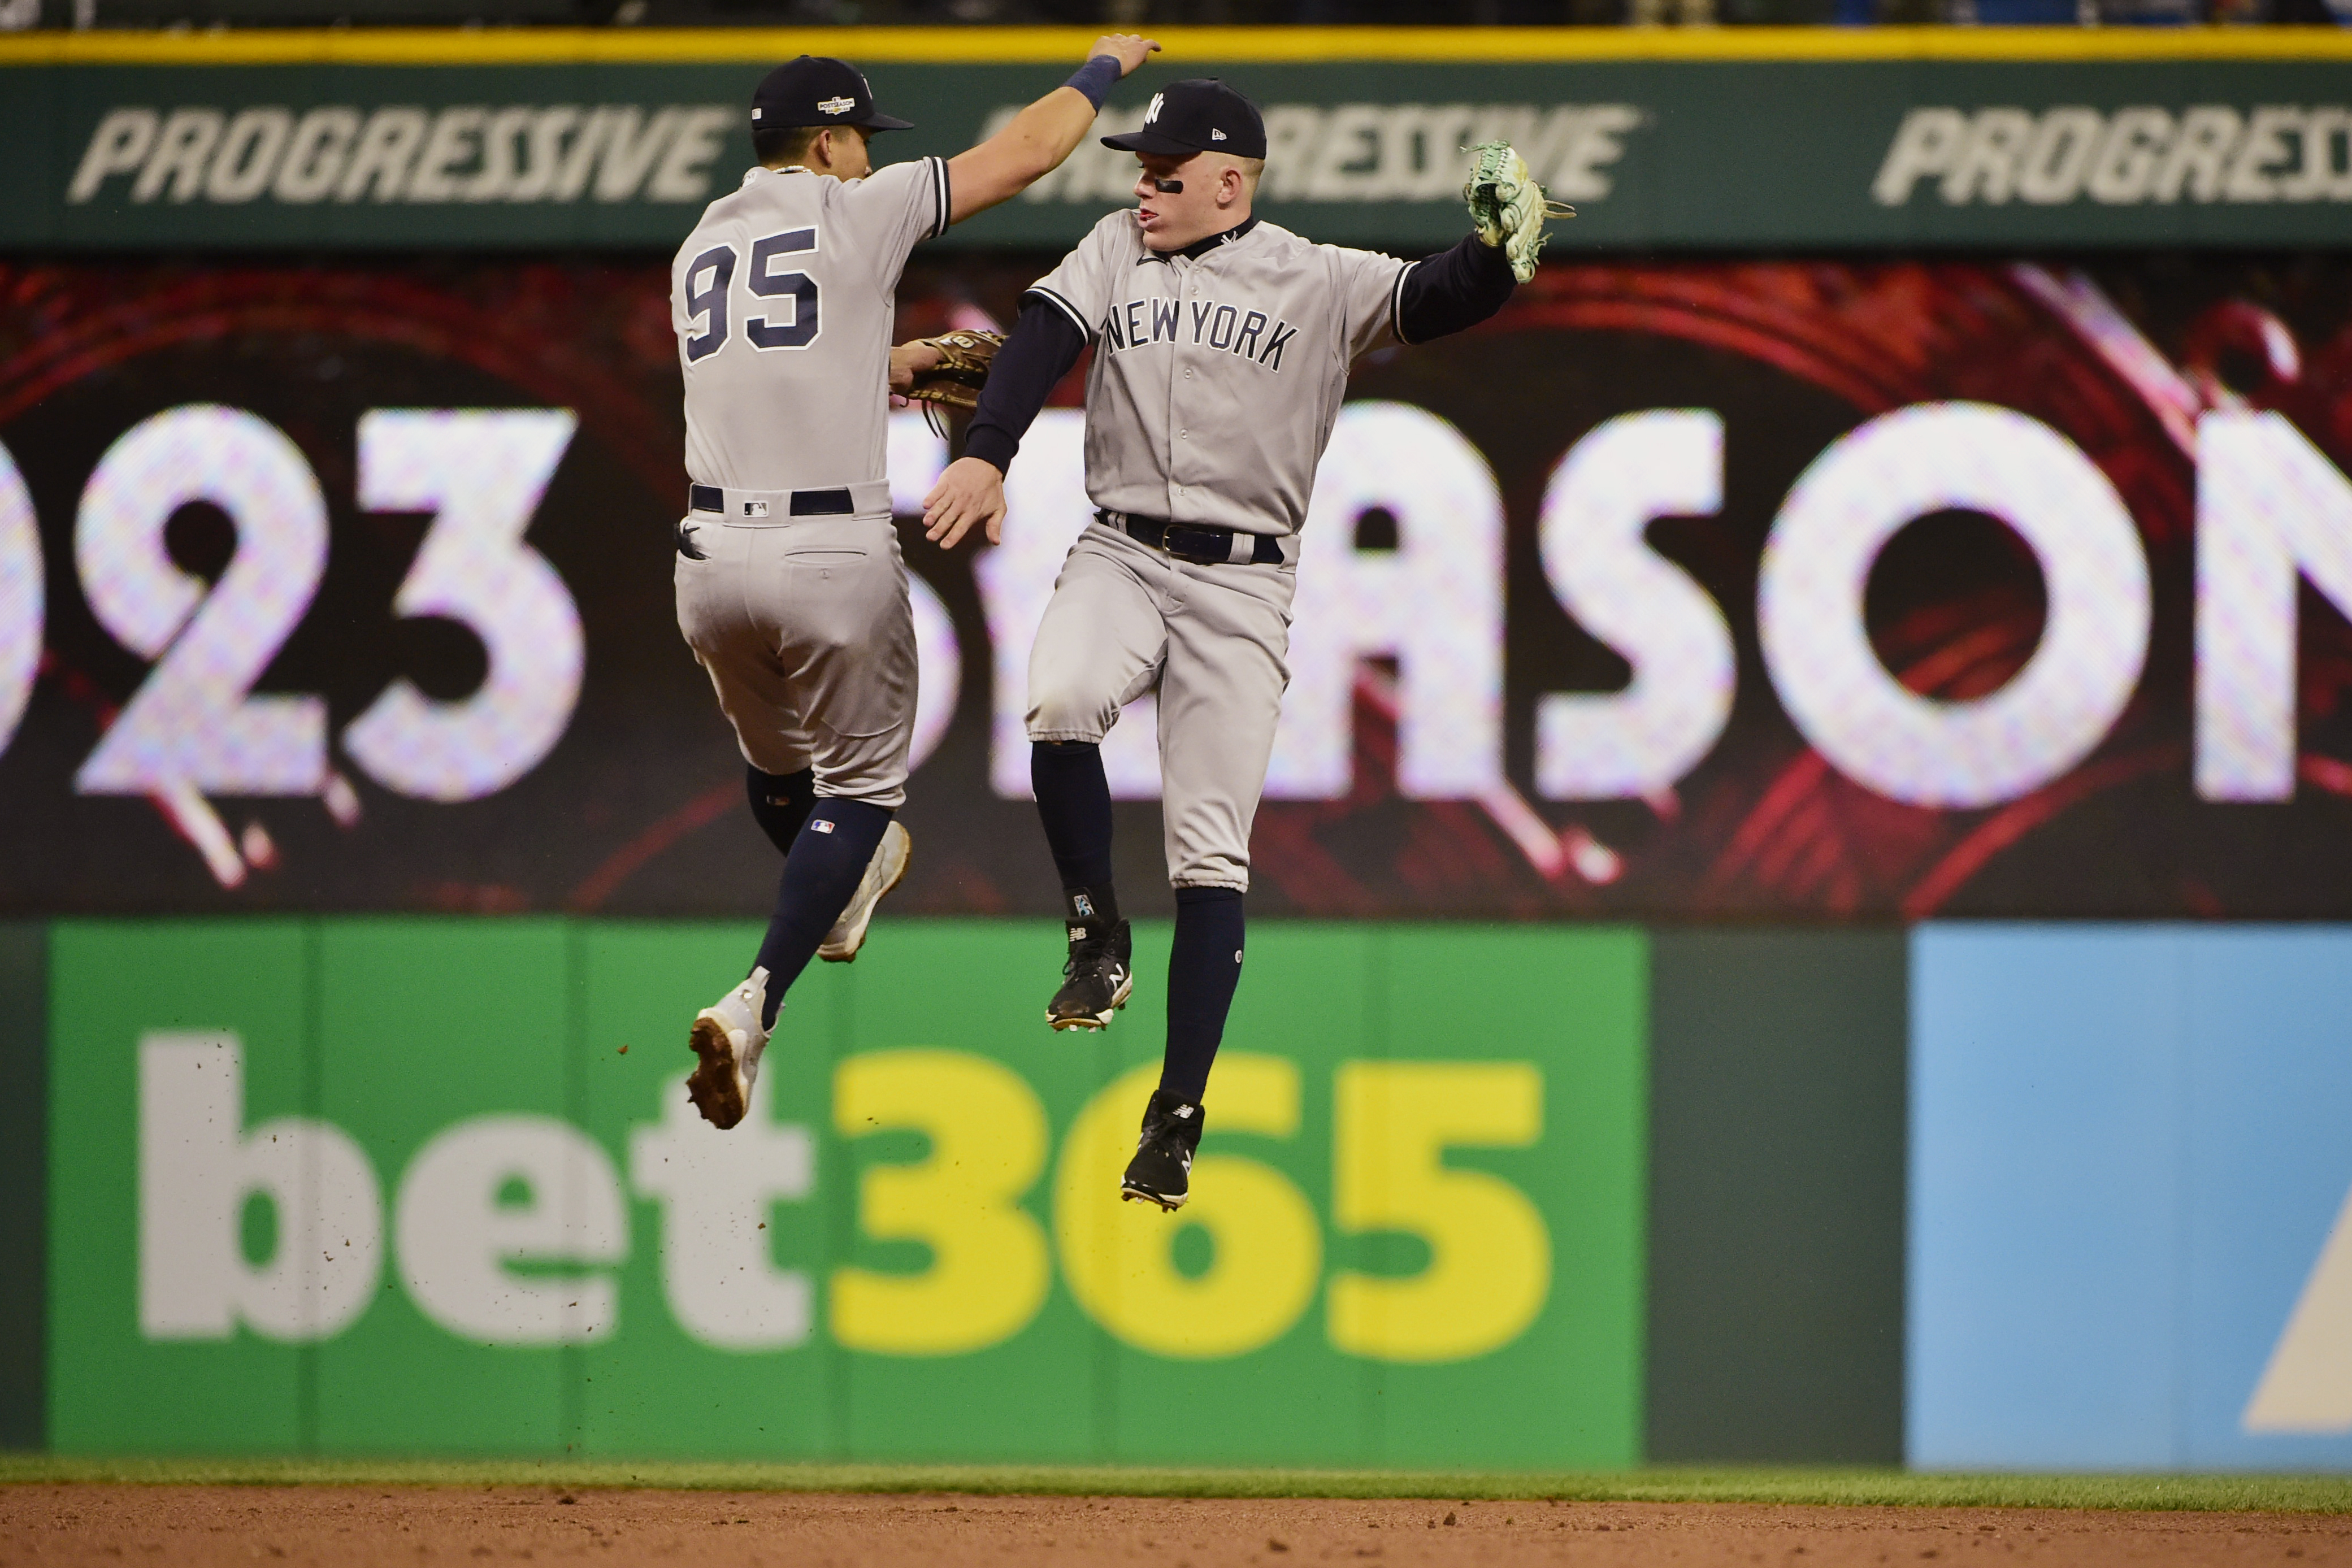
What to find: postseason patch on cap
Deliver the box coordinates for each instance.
[818,95,854,116]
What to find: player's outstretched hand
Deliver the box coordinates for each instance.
[1087,33,1160,77]
[923,455,1006,549]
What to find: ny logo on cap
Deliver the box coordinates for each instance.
[1143,92,1164,124]
[818,95,854,115]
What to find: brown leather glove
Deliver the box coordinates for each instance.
[902,329,1007,414]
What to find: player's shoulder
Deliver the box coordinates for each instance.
[1078,207,1144,255]
[677,167,775,249]
[1245,218,1314,259]
[700,165,776,220]
[1305,229,1405,273]
[840,155,943,209]
[847,155,936,188]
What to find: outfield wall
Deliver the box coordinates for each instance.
[5,918,2350,1469]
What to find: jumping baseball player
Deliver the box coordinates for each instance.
[674,39,1160,1131]
[922,80,1561,1205]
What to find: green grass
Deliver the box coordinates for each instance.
[1,1458,2349,1513]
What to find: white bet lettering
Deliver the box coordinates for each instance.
[139,1032,381,1343]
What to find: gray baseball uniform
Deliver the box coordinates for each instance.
[670,156,949,807]
[1021,212,1412,888]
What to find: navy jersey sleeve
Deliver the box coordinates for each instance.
[1394,232,1517,345]
[962,293,1089,475]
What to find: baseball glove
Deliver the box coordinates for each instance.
[903,328,1006,435]
[1463,140,1575,284]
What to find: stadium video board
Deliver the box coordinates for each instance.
[1,251,2349,919]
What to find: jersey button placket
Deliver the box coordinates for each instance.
[1168,259,1191,517]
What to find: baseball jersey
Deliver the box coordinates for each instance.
[671,157,951,493]
[1025,212,1410,537]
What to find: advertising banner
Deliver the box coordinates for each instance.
[1908,924,2352,1471]
[46,917,1644,1465]
[3,250,2351,919]
[5,30,2352,253]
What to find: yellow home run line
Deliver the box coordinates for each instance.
[2,24,2351,66]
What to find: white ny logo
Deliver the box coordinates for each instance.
[1143,92,1165,125]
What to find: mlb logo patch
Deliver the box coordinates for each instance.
[812,820,836,835]
[743,499,769,517]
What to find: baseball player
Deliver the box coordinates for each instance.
[922,80,1550,1206]
[675,40,1160,1131]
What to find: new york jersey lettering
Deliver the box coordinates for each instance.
[1104,292,1299,372]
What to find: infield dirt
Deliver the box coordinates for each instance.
[2,1486,2350,1567]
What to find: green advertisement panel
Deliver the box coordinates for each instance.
[47,917,1643,1466]
[3,29,2351,253]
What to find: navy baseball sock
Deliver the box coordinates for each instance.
[752,798,893,1028]
[1031,740,1119,932]
[745,765,817,857]
[1159,886,1244,1105]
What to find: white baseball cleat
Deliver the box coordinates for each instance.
[817,820,911,963]
[686,966,771,1130]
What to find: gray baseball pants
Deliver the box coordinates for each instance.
[674,511,915,809]
[1026,522,1297,891]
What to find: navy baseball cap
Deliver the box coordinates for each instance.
[750,56,913,133]
[1102,79,1266,161]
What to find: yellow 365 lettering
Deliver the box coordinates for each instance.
[829,1049,1050,1356]
[1055,1056,1321,1359]
[1328,1061,1549,1363]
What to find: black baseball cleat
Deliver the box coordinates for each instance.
[1120,1089,1204,1210]
[1047,918,1132,1031]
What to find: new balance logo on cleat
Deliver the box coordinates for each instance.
[1048,918,1133,1032]
[1121,1089,1204,1210]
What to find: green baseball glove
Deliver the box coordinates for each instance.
[1463,140,1576,284]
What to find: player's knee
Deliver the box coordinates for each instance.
[1025,675,1115,742]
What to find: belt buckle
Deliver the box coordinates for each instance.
[1161,523,1227,566]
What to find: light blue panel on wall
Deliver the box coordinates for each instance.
[1911,924,2352,1473]
[1908,925,2188,1470]
[2182,930,2352,1469]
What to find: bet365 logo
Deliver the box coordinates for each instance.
[135,1031,1555,1364]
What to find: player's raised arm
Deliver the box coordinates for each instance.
[944,34,1158,225]
[1374,140,1573,349]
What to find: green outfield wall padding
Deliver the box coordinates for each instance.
[0,923,44,1450]
[45,917,1645,1469]
[1646,928,1907,1465]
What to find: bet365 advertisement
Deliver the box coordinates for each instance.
[2,251,2351,919]
[50,917,1643,1465]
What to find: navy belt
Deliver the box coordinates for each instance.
[689,484,856,518]
[1101,511,1283,566]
